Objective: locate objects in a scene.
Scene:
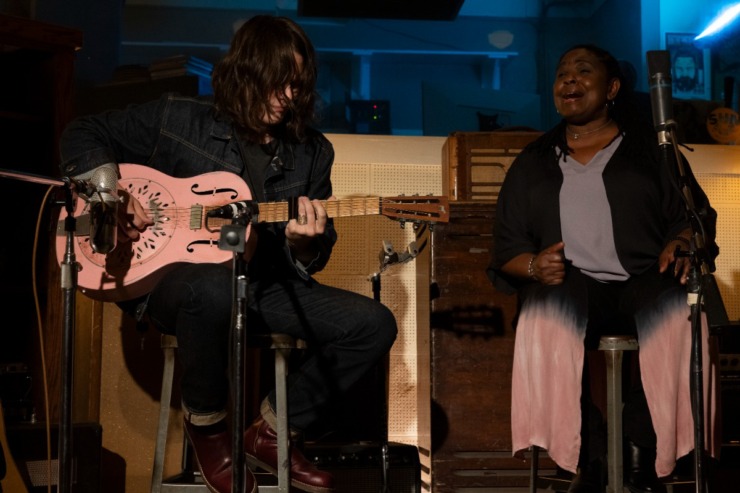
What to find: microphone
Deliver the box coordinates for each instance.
[646,50,676,143]
[206,200,258,219]
[88,163,119,255]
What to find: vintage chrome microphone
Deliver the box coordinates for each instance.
[87,163,120,254]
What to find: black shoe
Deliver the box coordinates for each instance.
[624,439,667,493]
[567,460,604,493]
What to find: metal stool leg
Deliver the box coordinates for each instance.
[604,344,624,493]
[599,335,638,493]
[251,334,306,493]
[152,334,178,493]
[530,446,540,493]
[152,334,210,492]
[275,343,290,493]
[530,446,569,492]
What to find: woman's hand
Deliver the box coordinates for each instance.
[659,235,692,284]
[502,242,566,286]
[530,242,567,285]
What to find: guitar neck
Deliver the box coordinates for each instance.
[256,196,382,223]
[205,195,448,225]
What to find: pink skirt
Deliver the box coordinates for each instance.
[510,286,721,477]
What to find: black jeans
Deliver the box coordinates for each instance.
[145,262,398,432]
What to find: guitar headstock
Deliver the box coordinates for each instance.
[380,195,450,225]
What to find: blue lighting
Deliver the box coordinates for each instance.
[696,2,740,40]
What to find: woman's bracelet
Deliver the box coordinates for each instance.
[527,255,537,280]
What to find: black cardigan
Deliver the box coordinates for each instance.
[488,125,718,294]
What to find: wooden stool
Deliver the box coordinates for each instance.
[150,333,306,493]
[530,335,638,493]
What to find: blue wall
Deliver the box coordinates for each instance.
[30,0,740,137]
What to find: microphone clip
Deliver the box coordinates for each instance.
[377,239,420,274]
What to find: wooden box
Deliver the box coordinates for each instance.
[442,131,542,201]
[430,201,549,491]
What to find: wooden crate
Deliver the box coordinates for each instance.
[442,131,542,201]
[430,201,553,491]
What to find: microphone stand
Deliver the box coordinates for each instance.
[58,180,79,493]
[369,232,424,493]
[369,266,391,493]
[216,208,255,493]
[659,127,729,493]
[370,241,398,493]
[0,168,80,493]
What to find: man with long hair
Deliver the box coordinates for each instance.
[60,15,398,493]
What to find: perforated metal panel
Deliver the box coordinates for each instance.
[694,173,740,321]
[315,160,441,442]
[317,134,446,492]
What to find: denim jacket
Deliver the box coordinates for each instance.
[59,92,337,280]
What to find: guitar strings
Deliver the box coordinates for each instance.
[136,196,386,221]
[131,196,444,225]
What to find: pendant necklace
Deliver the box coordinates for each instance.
[566,119,612,140]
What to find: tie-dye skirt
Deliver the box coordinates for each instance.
[510,267,721,477]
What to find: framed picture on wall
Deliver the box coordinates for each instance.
[665,32,711,100]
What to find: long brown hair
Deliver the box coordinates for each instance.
[211,15,318,143]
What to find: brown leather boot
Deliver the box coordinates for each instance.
[244,416,334,493]
[184,419,257,493]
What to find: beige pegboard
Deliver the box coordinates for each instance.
[316,134,445,486]
[330,162,442,198]
[694,173,740,321]
[315,192,440,444]
[327,133,448,166]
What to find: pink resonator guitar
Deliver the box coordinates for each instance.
[56,163,449,302]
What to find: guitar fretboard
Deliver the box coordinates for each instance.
[256,196,382,223]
